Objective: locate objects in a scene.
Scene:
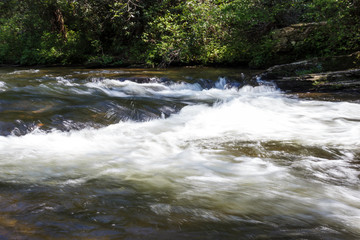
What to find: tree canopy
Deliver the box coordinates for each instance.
[0,0,359,67]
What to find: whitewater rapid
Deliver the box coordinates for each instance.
[1,68,360,237]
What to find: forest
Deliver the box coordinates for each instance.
[0,0,359,68]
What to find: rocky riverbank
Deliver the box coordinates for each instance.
[257,52,360,94]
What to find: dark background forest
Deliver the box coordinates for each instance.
[1,0,359,68]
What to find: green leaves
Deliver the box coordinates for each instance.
[0,0,359,67]
[143,0,232,66]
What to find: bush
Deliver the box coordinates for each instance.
[0,0,359,67]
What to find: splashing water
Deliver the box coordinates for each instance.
[0,67,359,239]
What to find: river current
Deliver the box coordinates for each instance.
[0,67,359,239]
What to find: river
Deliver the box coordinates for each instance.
[0,67,359,239]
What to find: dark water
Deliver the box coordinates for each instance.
[0,67,359,239]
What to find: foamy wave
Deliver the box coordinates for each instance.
[0,81,6,91]
[55,76,79,86]
[8,69,40,75]
[73,70,128,75]
[0,91,360,233]
[80,77,272,102]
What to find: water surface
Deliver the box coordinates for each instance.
[0,67,359,239]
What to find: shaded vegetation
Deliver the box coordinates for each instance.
[0,0,359,67]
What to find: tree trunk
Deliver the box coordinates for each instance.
[52,8,67,40]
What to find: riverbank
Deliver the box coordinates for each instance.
[257,52,360,94]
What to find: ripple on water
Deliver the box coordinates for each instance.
[0,67,360,239]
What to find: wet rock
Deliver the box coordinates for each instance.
[271,69,360,93]
[257,52,360,93]
[260,59,320,79]
[261,52,360,80]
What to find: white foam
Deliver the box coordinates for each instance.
[73,70,128,75]
[81,78,262,102]
[0,81,6,91]
[8,69,40,75]
[0,85,359,164]
[0,81,360,233]
[55,76,79,86]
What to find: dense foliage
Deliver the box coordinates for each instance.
[0,0,359,67]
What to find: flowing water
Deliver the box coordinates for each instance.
[0,67,359,239]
